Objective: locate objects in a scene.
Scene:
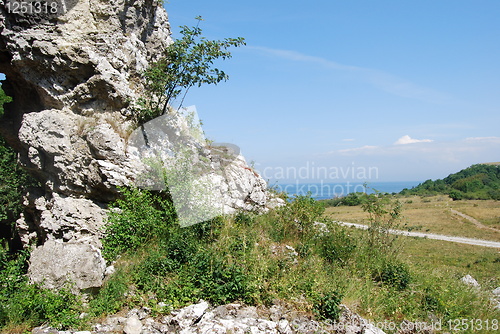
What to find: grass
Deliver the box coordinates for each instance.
[401,237,500,289]
[325,195,500,242]
[1,190,499,333]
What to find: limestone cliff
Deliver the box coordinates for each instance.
[0,0,278,290]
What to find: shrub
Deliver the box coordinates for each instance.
[319,227,356,266]
[276,193,325,239]
[0,136,39,249]
[234,212,255,227]
[374,261,411,290]
[448,189,464,201]
[89,269,130,316]
[189,250,256,304]
[1,284,83,330]
[102,187,176,261]
[314,291,343,321]
[361,193,402,252]
[139,18,245,122]
[189,216,224,242]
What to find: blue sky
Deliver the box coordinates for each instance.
[151,2,497,182]
[145,2,500,182]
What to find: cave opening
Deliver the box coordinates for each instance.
[0,72,29,253]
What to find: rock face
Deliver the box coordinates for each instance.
[0,0,277,290]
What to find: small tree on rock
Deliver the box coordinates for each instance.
[139,17,245,123]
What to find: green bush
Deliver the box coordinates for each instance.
[139,19,245,122]
[234,212,255,227]
[374,261,411,290]
[0,136,39,248]
[0,246,83,330]
[319,227,356,266]
[0,247,29,297]
[314,291,343,321]
[189,249,256,304]
[276,193,325,239]
[1,284,83,330]
[448,189,464,201]
[190,216,224,242]
[102,187,176,261]
[89,269,130,316]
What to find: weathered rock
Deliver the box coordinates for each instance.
[0,0,281,290]
[170,300,210,330]
[18,192,107,247]
[32,326,60,334]
[28,239,106,291]
[32,301,389,334]
[491,287,500,310]
[123,315,142,334]
[0,0,172,288]
[460,274,480,288]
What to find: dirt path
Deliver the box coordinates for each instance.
[450,208,498,232]
[336,221,500,249]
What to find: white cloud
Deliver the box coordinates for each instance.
[338,145,379,154]
[394,135,433,145]
[314,137,500,181]
[250,46,452,103]
[465,136,500,142]
[342,138,355,142]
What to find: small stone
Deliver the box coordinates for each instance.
[105,265,115,276]
[138,306,151,320]
[461,274,481,288]
[32,326,59,334]
[124,315,143,334]
[278,319,293,334]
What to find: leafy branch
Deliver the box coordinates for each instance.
[139,17,245,123]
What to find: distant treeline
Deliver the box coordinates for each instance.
[400,164,500,200]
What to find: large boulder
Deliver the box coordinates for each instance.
[28,239,106,291]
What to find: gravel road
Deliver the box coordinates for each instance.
[337,222,500,248]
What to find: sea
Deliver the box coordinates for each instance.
[273,181,423,200]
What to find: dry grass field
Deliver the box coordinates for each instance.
[325,195,500,291]
[325,195,500,242]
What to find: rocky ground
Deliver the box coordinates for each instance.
[32,301,388,334]
[32,274,499,334]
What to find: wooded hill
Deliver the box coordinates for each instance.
[400,164,500,200]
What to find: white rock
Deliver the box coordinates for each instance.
[172,300,209,329]
[28,240,106,291]
[123,315,143,334]
[278,319,293,334]
[105,265,115,276]
[461,274,481,288]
